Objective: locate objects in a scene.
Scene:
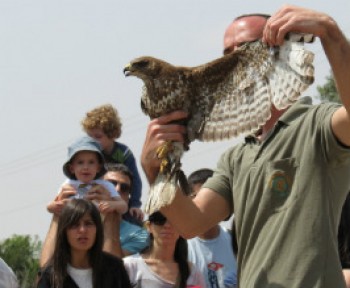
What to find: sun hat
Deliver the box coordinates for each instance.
[63,136,106,179]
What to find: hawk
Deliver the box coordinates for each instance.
[124,34,314,214]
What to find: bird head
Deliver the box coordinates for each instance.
[124,56,165,81]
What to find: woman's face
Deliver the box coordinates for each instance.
[66,213,97,253]
[148,218,180,245]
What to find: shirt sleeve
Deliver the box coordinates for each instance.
[315,103,350,165]
[121,228,149,254]
[57,179,77,194]
[202,147,235,214]
[122,256,138,284]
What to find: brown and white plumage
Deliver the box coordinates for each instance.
[124,34,314,214]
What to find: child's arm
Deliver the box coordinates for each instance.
[92,180,127,214]
[46,201,65,215]
[47,183,76,215]
[99,197,128,214]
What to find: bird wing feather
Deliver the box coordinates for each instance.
[189,38,314,142]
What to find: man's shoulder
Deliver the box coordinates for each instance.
[120,220,147,236]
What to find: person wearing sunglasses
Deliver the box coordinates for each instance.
[123,211,206,287]
[104,164,149,257]
[105,163,144,227]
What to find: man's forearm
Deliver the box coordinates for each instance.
[103,212,123,258]
[40,215,59,267]
[321,19,350,109]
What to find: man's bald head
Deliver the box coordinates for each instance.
[223,14,270,55]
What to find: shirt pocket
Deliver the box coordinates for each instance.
[266,157,299,212]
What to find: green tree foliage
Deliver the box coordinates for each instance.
[317,73,340,103]
[0,234,41,288]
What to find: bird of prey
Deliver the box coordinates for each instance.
[124,34,314,214]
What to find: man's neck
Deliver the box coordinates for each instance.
[259,105,287,141]
[198,225,220,240]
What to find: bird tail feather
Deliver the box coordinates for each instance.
[145,173,177,214]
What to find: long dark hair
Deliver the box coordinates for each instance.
[174,237,190,288]
[145,212,190,288]
[51,199,104,288]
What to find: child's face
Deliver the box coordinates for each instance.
[87,128,114,152]
[69,151,102,183]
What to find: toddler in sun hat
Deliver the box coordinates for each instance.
[47,136,128,215]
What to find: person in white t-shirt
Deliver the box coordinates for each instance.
[0,257,18,288]
[37,198,131,288]
[187,169,238,288]
[123,211,206,287]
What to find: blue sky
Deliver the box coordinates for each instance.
[1,0,349,241]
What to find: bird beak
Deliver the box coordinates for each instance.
[123,63,131,76]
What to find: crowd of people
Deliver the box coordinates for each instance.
[1,4,349,288]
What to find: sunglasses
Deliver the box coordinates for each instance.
[107,179,131,193]
[149,212,167,226]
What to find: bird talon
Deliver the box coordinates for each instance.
[159,159,168,174]
[156,141,173,174]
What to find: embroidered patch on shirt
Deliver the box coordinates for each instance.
[269,171,291,198]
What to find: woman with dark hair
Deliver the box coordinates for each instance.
[37,199,131,288]
[123,211,205,287]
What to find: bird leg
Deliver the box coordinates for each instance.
[144,141,184,214]
[156,140,174,174]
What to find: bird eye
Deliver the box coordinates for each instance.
[135,60,149,68]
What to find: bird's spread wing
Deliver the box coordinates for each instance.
[191,37,314,142]
[124,36,314,214]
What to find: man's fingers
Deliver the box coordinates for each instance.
[156,110,188,125]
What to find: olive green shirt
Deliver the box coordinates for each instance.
[204,97,350,288]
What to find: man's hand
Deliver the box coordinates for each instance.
[129,207,144,221]
[264,5,350,146]
[141,110,187,184]
[263,5,331,46]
